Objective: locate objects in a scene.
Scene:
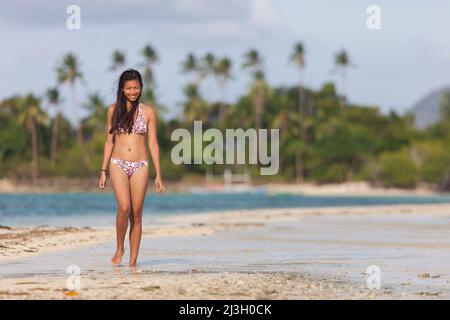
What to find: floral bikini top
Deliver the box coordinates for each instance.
[117,103,147,134]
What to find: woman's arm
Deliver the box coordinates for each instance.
[146,105,164,193]
[147,106,162,178]
[100,104,115,171]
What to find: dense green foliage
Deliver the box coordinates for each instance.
[1,48,449,190]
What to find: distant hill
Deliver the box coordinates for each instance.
[411,86,450,129]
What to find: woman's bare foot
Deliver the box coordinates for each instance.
[129,259,137,267]
[111,248,125,265]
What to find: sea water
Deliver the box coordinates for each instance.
[2,192,450,227]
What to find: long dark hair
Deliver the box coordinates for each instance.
[109,69,143,134]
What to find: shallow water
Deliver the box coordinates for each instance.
[2,192,450,227]
[1,212,449,298]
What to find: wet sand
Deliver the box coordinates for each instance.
[1,203,449,299]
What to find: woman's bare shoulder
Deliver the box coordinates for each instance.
[140,103,156,117]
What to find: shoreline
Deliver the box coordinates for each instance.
[0,177,445,196]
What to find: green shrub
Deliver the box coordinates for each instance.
[377,150,418,188]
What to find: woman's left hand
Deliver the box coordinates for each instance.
[155,176,165,193]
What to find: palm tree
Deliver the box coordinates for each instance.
[0,96,22,116]
[214,57,232,126]
[17,94,49,184]
[141,44,158,89]
[242,49,267,130]
[46,88,61,166]
[201,52,216,79]
[290,42,306,120]
[290,42,306,182]
[139,44,160,115]
[199,52,217,102]
[182,84,209,124]
[242,49,262,70]
[109,50,126,71]
[333,49,355,109]
[56,53,83,144]
[82,92,107,134]
[250,70,270,131]
[271,94,296,171]
[181,53,203,85]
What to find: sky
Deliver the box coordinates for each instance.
[0,0,449,123]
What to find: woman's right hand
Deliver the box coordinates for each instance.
[99,172,107,189]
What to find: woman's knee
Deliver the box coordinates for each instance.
[132,207,143,223]
[118,204,131,216]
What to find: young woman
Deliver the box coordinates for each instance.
[98,68,165,267]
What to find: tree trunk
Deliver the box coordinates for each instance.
[31,118,39,185]
[295,150,303,183]
[254,90,264,177]
[71,83,82,145]
[340,68,347,112]
[306,89,313,118]
[278,115,288,171]
[219,81,227,126]
[51,112,60,166]
[299,85,306,137]
[76,127,83,145]
[297,85,306,183]
[254,91,263,131]
[219,102,225,126]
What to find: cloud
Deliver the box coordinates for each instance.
[250,0,282,32]
[0,0,284,46]
[173,0,248,21]
[0,0,250,25]
[159,20,257,45]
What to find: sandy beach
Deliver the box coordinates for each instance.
[1,203,449,299]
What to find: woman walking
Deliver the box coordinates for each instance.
[98,68,165,267]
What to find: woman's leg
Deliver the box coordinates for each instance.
[109,161,131,265]
[128,164,149,266]
[129,201,134,242]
